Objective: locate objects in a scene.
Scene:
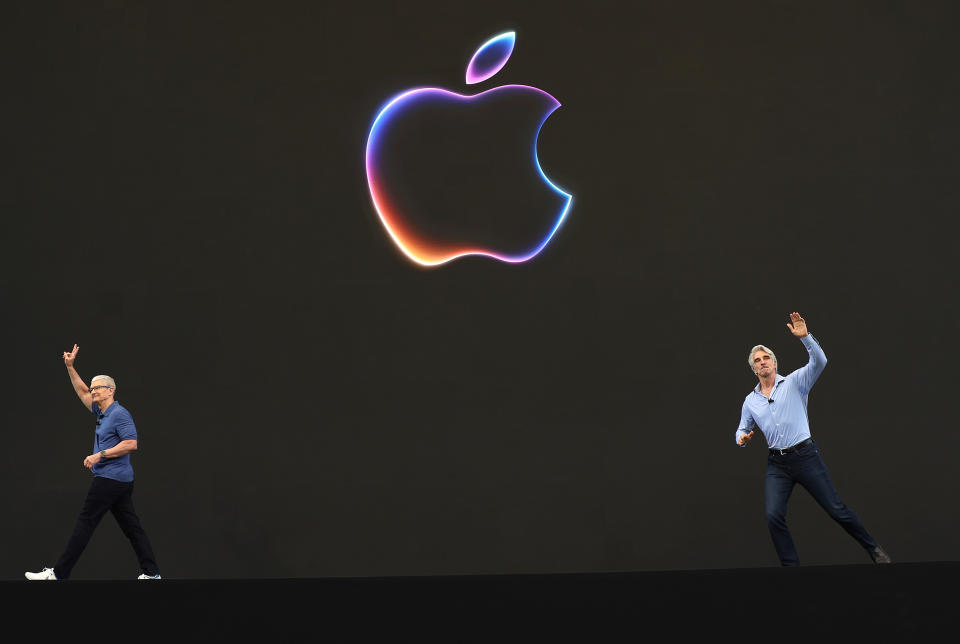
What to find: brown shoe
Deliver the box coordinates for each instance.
[869,546,892,563]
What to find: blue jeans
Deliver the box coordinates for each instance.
[764,439,877,566]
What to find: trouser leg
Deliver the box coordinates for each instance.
[765,460,799,566]
[53,477,118,579]
[110,481,160,576]
[794,445,878,552]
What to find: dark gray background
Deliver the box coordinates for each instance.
[2,0,956,579]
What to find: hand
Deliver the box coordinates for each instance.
[786,312,808,337]
[63,344,79,367]
[83,452,102,469]
[738,430,754,446]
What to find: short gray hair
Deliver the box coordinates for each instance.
[92,375,116,389]
[747,345,777,371]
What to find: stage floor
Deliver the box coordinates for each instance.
[4,561,953,640]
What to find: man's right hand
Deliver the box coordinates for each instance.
[63,344,79,367]
[63,343,92,410]
[738,430,754,446]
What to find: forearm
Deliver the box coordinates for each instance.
[101,440,137,459]
[736,405,756,446]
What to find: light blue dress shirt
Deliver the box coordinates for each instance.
[735,335,827,450]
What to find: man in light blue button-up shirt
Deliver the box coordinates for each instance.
[735,312,890,566]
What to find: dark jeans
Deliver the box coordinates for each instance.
[54,476,160,579]
[764,439,877,566]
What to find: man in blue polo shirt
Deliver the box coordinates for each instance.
[25,344,161,580]
[735,312,890,566]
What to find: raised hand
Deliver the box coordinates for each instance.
[63,344,79,367]
[786,312,808,337]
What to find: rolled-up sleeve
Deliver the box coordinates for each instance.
[735,400,755,446]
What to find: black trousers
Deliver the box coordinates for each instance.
[53,475,160,579]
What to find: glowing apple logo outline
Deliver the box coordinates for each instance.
[365,31,574,267]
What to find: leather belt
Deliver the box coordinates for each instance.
[769,437,813,456]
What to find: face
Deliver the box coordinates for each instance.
[752,351,776,378]
[89,380,114,403]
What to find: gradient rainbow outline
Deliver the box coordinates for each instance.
[466,31,516,84]
[365,85,573,267]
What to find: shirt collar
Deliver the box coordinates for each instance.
[95,401,118,418]
[754,374,785,394]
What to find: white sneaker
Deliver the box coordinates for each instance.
[137,574,162,579]
[25,567,57,580]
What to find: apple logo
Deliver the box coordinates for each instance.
[365,31,573,266]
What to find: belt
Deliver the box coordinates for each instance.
[769,437,813,456]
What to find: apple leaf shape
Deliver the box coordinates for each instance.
[465,31,516,84]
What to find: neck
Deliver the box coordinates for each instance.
[98,399,115,411]
[758,375,776,392]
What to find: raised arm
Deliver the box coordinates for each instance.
[63,344,93,412]
[786,312,827,391]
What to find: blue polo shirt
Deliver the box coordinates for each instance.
[92,401,137,482]
[735,334,828,451]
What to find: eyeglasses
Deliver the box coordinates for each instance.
[89,385,113,393]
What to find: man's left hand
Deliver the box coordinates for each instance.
[82,453,102,469]
[787,312,808,337]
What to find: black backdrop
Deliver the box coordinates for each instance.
[3,0,957,580]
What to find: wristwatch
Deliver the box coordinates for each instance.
[100,450,108,460]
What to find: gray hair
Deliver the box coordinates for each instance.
[747,345,777,372]
[92,375,116,389]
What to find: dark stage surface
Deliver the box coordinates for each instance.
[5,562,954,640]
